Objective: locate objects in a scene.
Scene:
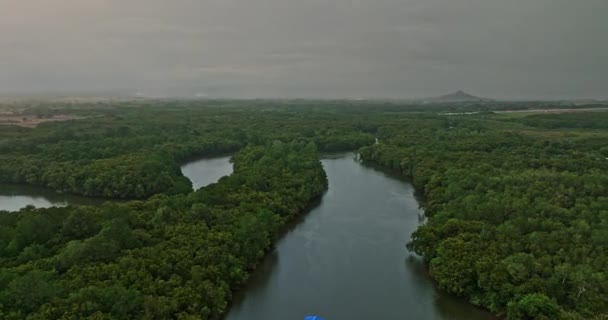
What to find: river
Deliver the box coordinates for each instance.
[0,156,234,212]
[0,183,105,212]
[225,154,495,320]
[0,154,494,319]
[181,155,233,190]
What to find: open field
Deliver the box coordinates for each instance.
[493,107,608,119]
[0,113,84,127]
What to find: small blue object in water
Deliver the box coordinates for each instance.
[304,317,325,320]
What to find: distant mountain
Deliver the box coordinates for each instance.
[424,90,490,103]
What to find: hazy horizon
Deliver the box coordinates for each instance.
[2,0,607,100]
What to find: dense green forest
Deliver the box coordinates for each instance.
[0,101,607,319]
[0,105,374,198]
[0,142,328,319]
[360,111,608,319]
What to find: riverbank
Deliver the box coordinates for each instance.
[357,116,608,319]
[225,154,496,320]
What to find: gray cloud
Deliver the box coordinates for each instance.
[1,0,606,99]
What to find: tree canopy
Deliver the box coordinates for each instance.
[1,100,607,319]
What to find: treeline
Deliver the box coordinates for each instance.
[360,113,608,319]
[0,152,192,198]
[0,104,374,198]
[516,112,608,129]
[0,141,327,319]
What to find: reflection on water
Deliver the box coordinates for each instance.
[0,184,105,212]
[0,155,234,213]
[180,156,233,190]
[404,256,494,320]
[225,154,496,320]
[0,195,65,212]
[1,155,235,212]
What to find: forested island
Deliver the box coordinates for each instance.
[0,100,606,319]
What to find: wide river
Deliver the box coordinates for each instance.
[224,154,495,320]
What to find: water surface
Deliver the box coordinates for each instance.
[0,155,234,212]
[226,154,495,320]
[0,184,104,212]
[181,156,233,190]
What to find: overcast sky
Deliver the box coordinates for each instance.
[1,0,607,99]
